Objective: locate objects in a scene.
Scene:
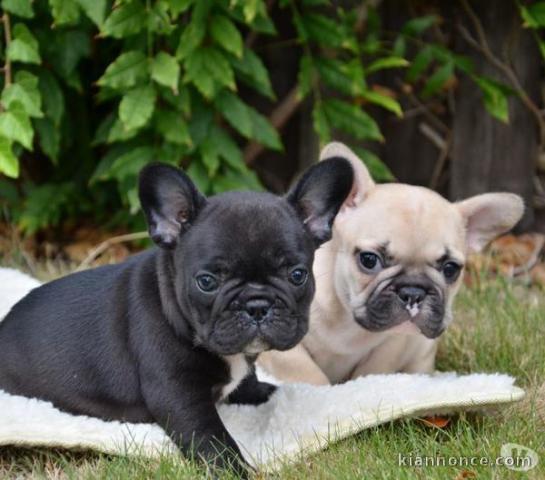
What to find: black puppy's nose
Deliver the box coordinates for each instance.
[245,298,272,321]
[397,286,426,305]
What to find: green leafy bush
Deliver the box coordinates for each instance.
[0,0,519,234]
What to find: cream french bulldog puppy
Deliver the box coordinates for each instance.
[259,142,524,385]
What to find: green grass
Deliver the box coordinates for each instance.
[1,269,544,479]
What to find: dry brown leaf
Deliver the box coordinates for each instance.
[454,469,477,479]
[490,233,542,269]
[419,415,451,428]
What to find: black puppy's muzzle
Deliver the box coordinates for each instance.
[207,286,307,355]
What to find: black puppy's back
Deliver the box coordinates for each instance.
[0,251,159,421]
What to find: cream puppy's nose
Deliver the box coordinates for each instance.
[397,286,426,305]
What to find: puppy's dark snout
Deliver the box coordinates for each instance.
[245,298,272,321]
[397,286,426,305]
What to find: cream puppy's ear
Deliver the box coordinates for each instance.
[319,142,375,207]
[457,193,524,253]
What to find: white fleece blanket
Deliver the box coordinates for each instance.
[0,268,525,470]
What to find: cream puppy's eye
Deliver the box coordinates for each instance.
[357,251,383,274]
[442,262,462,282]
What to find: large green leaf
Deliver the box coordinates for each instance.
[214,91,252,138]
[148,1,174,35]
[242,0,260,22]
[247,107,282,150]
[184,48,235,99]
[473,76,511,123]
[176,21,205,60]
[323,99,383,142]
[312,102,331,144]
[46,30,90,79]
[297,55,313,99]
[210,14,243,58]
[7,23,41,65]
[102,1,147,38]
[154,142,187,167]
[92,113,114,145]
[1,71,43,118]
[231,48,274,99]
[392,36,406,57]
[49,0,80,26]
[98,51,149,89]
[227,3,275,35]
[155,110,192,146]
[366,56,408,74]
[211,127,245,173]
[212,165,262,194]
[151,52,180,92]
[315,58,364,96]
[406,46,433,82]
[107,145,155,181]
[35,118,60,164]
[76,0,106,26]
[161,86,191,115]
[538,39,545,61]
[184,52,216,99]
[520,2,545,28]
[175,0,210,60]
[352,146,395,182]
[187,160,211,193]
[361,90,402,118]
[0,136,18,178]
[201,49,236,91]
[0,101,34,150]
[421,61,454,98]
[2,0,33,18]
[215,95,281,148]
[107,118,140,143]
[188,101,213,145]
[401,15,438,36]
[90,142,133,182]
[199,136,221,176]
[167,0,194,17]
[38,71,64,126]
[301,12,346,48]
[119,85,157,131]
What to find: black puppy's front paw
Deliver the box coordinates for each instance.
[226,372,277,406]
[229,380,277,406]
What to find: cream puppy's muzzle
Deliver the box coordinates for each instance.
[354,271,446,339]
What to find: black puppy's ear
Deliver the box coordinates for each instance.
[138,163,206,249]
[286,157,354,246]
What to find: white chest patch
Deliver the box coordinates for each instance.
[220,354,250,400]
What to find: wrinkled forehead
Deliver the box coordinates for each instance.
[337,184,467,262]
[183,194,312,270]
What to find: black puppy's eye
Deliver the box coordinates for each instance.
[289,267,308,286]
[358,251,383,273]
[196,274,219,293]
[442,262,462,281]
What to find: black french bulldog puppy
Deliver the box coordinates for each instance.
[0,158,353,474]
